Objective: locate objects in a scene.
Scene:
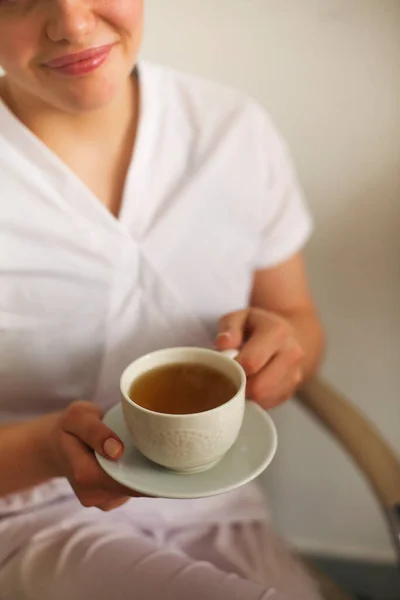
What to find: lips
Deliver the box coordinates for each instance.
[43,44,115,76]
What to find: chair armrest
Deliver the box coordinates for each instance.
[296,377,400,563]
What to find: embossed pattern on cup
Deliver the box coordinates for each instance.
[122,396,244,473]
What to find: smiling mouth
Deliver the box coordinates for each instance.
[43,44,115,76]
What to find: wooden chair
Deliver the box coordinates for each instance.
[293,377,400,599]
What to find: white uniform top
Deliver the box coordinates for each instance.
[0,61,312,524]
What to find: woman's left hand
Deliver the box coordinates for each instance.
[216,307,305,409]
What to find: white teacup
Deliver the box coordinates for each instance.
[120,347,246,474]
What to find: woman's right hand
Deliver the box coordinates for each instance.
[47,401,142,511]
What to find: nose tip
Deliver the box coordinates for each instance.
[46,4,96,43]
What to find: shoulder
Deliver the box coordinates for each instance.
[141,60,257,114]
[139,61,282,154]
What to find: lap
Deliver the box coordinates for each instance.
[0,499,321,600]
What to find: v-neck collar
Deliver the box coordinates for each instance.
[0,61,156,239]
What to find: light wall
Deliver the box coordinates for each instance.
[142,0,400,562]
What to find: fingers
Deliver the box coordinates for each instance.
[62,401,124,460]
[247,348,303,408]
[217,309,286,374]
[97,497,131,512]
[59,401,147,510]
[62,433,143,508]
[217,308,305,408]
[236,330,281,376]
[216,309,249,350]
[235,311,289,376]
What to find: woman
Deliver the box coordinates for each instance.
[0,2,325,599]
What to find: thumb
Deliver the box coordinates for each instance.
[63,403,124,461]
[216,309,249,351]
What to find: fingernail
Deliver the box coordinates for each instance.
[217,332,231,341]
[104,438,122,459]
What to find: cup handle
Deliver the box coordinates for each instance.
[220,349,239,360]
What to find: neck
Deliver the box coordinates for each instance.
[1,75,138,148]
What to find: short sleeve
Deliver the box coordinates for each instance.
[253,114,313,270]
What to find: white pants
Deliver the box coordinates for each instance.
[0,498,321,600]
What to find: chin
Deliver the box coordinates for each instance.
[63,87,120,113]
[49,74,126,114]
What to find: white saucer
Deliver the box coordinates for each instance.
[96,402,277,499]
